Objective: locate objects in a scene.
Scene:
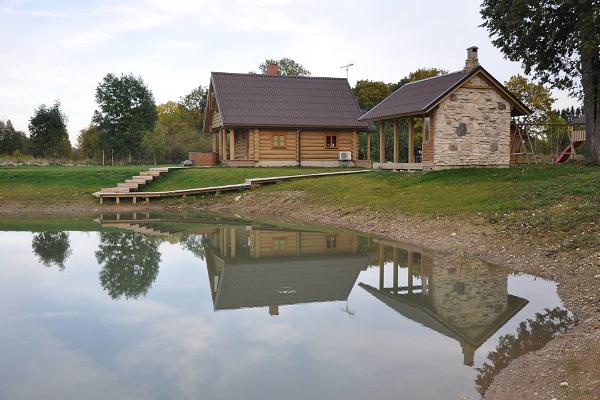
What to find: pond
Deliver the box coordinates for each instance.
[0,213,575,400]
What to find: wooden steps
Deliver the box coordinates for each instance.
[99,166,184,194]
[93,169,371,204]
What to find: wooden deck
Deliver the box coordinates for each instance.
[93,169,371,204]
[373,162,433,171]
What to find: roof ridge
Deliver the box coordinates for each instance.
[400,70,466,87]
[211,71,348,81]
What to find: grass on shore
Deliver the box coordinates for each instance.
[259,164,600,249]
[0,164,598,248]
[141,167,348,191]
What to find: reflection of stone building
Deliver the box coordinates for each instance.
[360,241,528,365]
[205,227,372,314]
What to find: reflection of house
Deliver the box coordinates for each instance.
[205,227,372,314]
[360,243,528,365]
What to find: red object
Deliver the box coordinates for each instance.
[554,141,584,164]
[189,152,217,166]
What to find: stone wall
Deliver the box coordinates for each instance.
[430,254,509,339]
[433,74,512,167]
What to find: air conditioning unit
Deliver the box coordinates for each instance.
[338,151,352,161]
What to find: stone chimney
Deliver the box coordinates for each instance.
[267,63,279,76]
[464,46,479,71]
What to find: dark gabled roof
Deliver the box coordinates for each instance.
[359,66,530,121]
[572,115,586,125]
[210,72,372,130]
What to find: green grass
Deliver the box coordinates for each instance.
[0,164,598,249]
[142,167,349,191]
[0,165,147,206]
[260,164,600,248]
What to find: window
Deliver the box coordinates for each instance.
[326,235,337,249]
[272,134,286,148]
[325,134,337,149]
[423,116,431,143]
[274,238,286,252]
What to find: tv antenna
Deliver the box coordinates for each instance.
[340,62,355,79]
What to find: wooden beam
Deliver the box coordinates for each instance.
[352,130,358,161]
[407,250,414,294]
[379,121,385,164]
[408,117,415,163]
[393,248,398,295]
[254,129,260,161]
[366,133,371,161]
[296,130,301,163]
[393,119,400,163]
[229,129,235,161]
[212,133,217,153]
[379,243,385,290]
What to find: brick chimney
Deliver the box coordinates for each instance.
[267,63,279,76]
[464,46,479,71]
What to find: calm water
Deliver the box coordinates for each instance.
[0,214,575,400]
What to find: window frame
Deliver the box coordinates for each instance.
[423,116,431,144]
[272,134,287,149]
[324,133,338,149]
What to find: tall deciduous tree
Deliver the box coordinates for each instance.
[353,80,392,111]
[258,58,311,76]
[28,102,71,159]
[505,75,555,123]
[92,73,157,162]
[180,86,208,133]
[480,0,600,163]
[31,231,72,270]
[0,120,29,155]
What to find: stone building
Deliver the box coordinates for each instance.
[359,47,531,169]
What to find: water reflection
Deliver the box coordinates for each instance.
[95,232,161,299]
[31,231,72,270]
[475,307,577,395]
[203,227,372,314]
[360,242,529,366]
[58,213,570,399]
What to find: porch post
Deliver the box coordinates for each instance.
[408,117,415,163]
[393,119,400,163]
[379,243,385,290]
[407,250,414,294]
[366,132,371,161]
[379,121,385,164]
[229,129,235,161]
[212,133,217,153]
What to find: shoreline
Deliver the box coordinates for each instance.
[1,194,599,399]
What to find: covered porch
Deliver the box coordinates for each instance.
[362,116,433,171]
[212,128,257,167]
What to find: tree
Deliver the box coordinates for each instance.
[480,0,600,164]
[142,126,169,164]
[155,101,210,161]
[95,232,161,300]
[28,102,71,159]
[0,120,29,155]
[353,80,392,111]
[258,58,311,76]
[475,307,576,396]
[505,75,555,123]
[31,231,72,270]
[77,125,107,162]
[92,73,157,162]
[180,86,208,133]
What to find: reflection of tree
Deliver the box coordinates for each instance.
[181,234,209,260]
[31,232,72,270]
[95,232,161,300]
[475,307,577,396]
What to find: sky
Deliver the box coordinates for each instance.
[0,0,579,144]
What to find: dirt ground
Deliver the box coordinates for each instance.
[2,190,599,400]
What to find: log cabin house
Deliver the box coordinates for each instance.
[359,47,532,170]
[202,64,372,167]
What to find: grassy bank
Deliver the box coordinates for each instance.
[256,164,600,249]
[0,164,598,248]
[142,167,347,191]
